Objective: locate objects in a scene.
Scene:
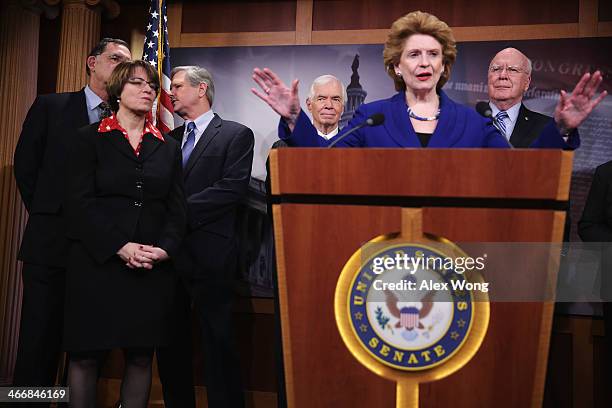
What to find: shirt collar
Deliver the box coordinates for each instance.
[98,114,164,142]
[84,85,104,112]
[317,126,339,140]
[489,101,522,124]
[185,109,215,134]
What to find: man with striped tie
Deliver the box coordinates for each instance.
[156,65,254,408]
[486,47,606,148]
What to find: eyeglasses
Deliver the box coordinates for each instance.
[489,64,527,76]
[127,77,159,92]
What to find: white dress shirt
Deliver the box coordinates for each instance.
[317,126,339,140]
[84,85,104,124]
[181,109,215,149]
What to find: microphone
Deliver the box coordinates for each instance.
[475,101,492,118]
[476,101,513,148]
[327,113,385,148]
[365,113,385,126]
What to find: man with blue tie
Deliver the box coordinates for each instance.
[487,47,571,148]
[156,65,254,408]
[12,38,130,394]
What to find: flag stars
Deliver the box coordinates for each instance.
[147,41,154,49]
[151,10,159,19]
[153,30,159,38]
[150,60,157,68]
[146,23,152,31]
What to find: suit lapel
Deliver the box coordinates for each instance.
[70,89,90,128]
[106,130,139,162]
[138,134,163,162]
[429,90,461,147]
[58,89,89,135]
[169,125,184,144]
[184,114,221,176]
[509,104,536,147]
[387,93,418,147]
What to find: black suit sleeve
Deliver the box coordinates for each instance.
[579,165,612,242]
[14,95,49,211]
[65,127,129,264]
[187,126,254,230]
[156,141,187,258]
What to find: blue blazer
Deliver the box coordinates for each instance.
[279,90,579,149]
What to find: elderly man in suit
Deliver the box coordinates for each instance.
[304,74,346,140]
[487,47,579,148]
[13,37,131,390]
[156,65,254,408]
[579,160,612,404]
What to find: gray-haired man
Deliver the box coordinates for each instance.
[305,74,346,139]
[156,65,254,408]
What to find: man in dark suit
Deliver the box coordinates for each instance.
[486,47,606,240]
[578,160,612,404]
[156,65,254,408]
[487,47,584,148]
[12,38,131,390]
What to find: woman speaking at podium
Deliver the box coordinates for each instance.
[252,11,604,149]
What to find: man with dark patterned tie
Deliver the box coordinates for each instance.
[12,37,131,395]
[156,65,254,408]
[486,47,607,240]
[486,47,589,148]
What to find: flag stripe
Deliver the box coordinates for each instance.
[143,0,174,132]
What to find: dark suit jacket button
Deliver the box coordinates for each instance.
[135,181,143,189]
[136,164,143,171]
[134,201,142,207]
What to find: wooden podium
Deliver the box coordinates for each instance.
[269,148,573,408]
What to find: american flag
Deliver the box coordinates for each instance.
[142,0,174,133]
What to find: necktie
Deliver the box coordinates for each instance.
[182,121,196,167]
[98,102,112,120]
[494,111,509,137]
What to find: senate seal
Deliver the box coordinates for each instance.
[348,243,473,371]
[335,232,489,382]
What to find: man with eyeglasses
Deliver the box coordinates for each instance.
[12,37,131,394]
[486,47,605,148]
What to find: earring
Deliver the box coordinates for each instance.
[396,71,402,78]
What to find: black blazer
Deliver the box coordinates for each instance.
[65,123,186,264]
[169,113,254,278]
[579,160,612,242]
[579,161,612,298]
[14,89,89,266]
[508,104,552,148]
